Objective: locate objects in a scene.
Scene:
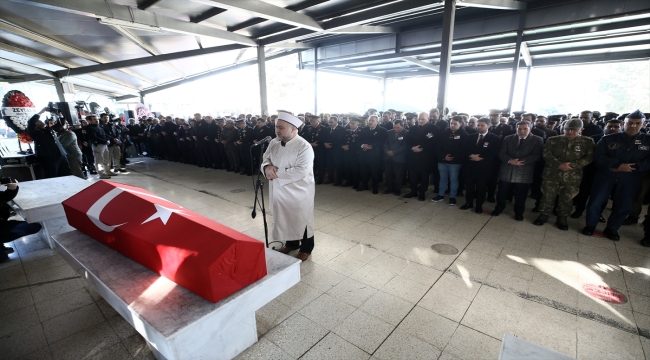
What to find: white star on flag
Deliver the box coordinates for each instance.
[141,204,186,225]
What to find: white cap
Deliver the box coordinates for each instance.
[277,112,302,129]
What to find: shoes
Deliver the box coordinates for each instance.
[383,189,393,194]
[403,192,417,198]
[323,181,332,185]
[99,174,111,179]
[372,190,379,195]
[356,187,366,192]
[556,216,568,231]
[460,203,473,210]
[532,206,539,213]
[333,183,341,187]
[107,171,119,176]
[118,168,127,173]
[599,215,606,223]
[341,183,351,187]
[89,170,98,175]
[394,191,401,196]
[622,216,639,225]
[641,238,650,247]
[4,246,14,254]
[491,210,500,216]
[515,214,524,221]
[276,246,299,254]
[603,228,620,241]
[431,195,445,202]
[449,198,456,206]
[297,252,310,262]
[475,206,483,214]
[582,225,595,236]
[570,209,583,219]
[533,214,548,226]
[486,196,495,203]
[418,195,425,201]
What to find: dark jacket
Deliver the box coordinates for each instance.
[594,132,650,177]
[325,125,346,153]
[85,123,110,146]
[384,128,409,163]
[498,133,544,183]
[100,122,121,147]
[490,123,513,138]
[26,115,67,158]
[0,186,19,223]
[358,125,388,157]
[463,132,501,176]
[405,122,441,166]
[254,125,273,142]
[436,128,469,164]
[304,125,327,153]
[582,122,604,138]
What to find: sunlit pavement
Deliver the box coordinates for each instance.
[1,156,648,359]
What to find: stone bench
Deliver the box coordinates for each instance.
[53,230,300,360]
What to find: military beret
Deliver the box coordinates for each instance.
[564,119,583,130]
[235,119,244,123]
[349,117,359,122]
[488,109,502,115]
[626,109,646,119]
[307,115,320,120]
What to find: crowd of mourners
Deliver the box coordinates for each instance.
[23,106,650,248]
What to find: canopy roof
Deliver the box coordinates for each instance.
[1,0,648,100]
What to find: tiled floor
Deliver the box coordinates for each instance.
[1,156,649,359]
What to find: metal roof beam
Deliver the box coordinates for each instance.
[0,17,158,85]
[327,25,397,34]
[9,0,257,46]
[267,42,316,49]
[114,94,139,101]
[402,57,440,72]
[227,0,329,32]
[0,57,56,78]
[190,7,228,23]
[137,0,160,10]
[530,38,650,56]
[1,74,53,83]
[457,0,524,10]
[0,41,141,90]
[524,17,650,42]
[54,44,248,77]
[141,49,303,96]
[520,42,532,66]
[318,68,384,80]
[190,0,323,31]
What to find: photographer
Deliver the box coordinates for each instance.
[75,119,97,175]
[1,179,42,262]
[26,107,70,178]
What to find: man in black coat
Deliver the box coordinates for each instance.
[324,116,347,185]
[304,115,328,184]
[580,110,604,138]
[358,115,388,194]
[404,112,440,201]
[26,108,69,178]
[342,118,361,188]
[461,118,501,213]
[383,120,409,196]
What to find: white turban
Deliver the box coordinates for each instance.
[278,112,302,128]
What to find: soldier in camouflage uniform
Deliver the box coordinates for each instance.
[534,119,595,230]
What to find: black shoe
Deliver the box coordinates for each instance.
[333,182,341,187]
[449,198,456,206]
[570,209,583,219]
[403,192,417,198]
[394,191,401,196]
[341,183,351,187]
[515,214,524,221]
[460,203,473,210]
[431,195,445,202]
[356,187,366,192]
[383,189,393,194]
[486,196,495,203]
[582,226,595,236]
[475,206,483,214]
[599,215,606,223]
[603,228,620,241]
[532,206,539,213]
[556,216,568,231]
[641,238,650,247]
[491,210,500,216]
[372,190,379,195]
[533,214,548,226]
[352,185,358,190]
[418,195,425,201]
[622,216,639,225]
[4,246,14,254]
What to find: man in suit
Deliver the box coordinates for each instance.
[358,115,388,194]
[486,109,512,203]
[491,121,544,221]
[461,118,501,213]
[324,116,347,185]
[404,112,440,201]
[383,119,409,196]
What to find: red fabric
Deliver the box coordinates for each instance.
[62,181,267,303]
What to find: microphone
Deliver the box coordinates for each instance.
[253,136,272,146]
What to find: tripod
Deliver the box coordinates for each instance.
[250,142,283,249]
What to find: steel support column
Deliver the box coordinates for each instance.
[53,78,66,102]
[382,77,387,110]
[257,46,269,116]
[521,66,531,111]
[140,93,144,104]
[436,0,456,112]
[314,47,318,114]
[506,9,526,113]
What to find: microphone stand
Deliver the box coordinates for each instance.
[250,142,282,249]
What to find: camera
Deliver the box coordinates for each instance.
[47,102,59,113]
[1,177,15,185]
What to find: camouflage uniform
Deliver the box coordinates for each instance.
[539,135,595,216]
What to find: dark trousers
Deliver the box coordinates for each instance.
[487,160,501,199]
[530,160,545,207]
[209,142,222,168]
[586,172,641,230]
[285,227,314,254]
[385,160,405,192]
[344,151,360,187]
[326,150,344,184]
[314,150,326,183]
[495,181,530,216]
[81,146,96,171]
[40,155,70,179]
[408,163,432,196]
[217,143,229,169]
[465,170,491,206]
[226,145,240,171]
[573,164,597,212]
[240,146,252,175]
[360,152,381,191]
[1,220,42,260]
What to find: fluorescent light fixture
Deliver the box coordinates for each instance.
[98,18,161,32]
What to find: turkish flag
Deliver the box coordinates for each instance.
[62,181,267,303]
